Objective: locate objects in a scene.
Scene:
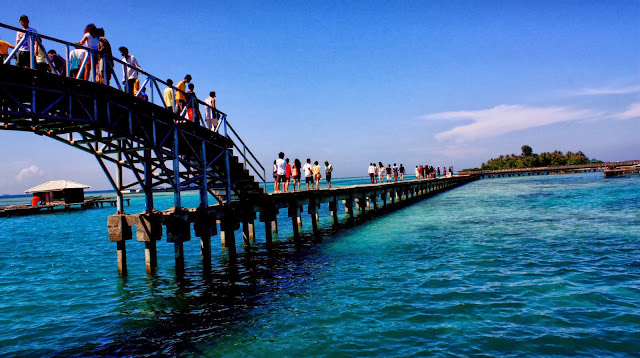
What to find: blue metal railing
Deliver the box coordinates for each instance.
[0,22,266,189]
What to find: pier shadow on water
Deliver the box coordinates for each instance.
[51,222,361,357]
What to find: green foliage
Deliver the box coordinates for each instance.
[474,147,592,170]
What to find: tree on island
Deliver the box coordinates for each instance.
[461,145,600,171]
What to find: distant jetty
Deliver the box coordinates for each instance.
[460,160,640,179]
[0,197,131,217]
[1,180,131,218]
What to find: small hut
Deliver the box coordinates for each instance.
[25,180,90,205]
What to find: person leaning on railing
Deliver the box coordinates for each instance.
[47,49,66,75]
[68,46,86,78]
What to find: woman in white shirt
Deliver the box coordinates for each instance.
[78,24,99,81]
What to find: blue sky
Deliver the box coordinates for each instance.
[1,0,639,194]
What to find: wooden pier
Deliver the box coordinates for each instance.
[461,160,640,178]
[107,175,478,276]
[0,197,130,217]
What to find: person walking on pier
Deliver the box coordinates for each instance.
[399,164,405,181]
[272,160,278,192]
[292,159,302,191]
[15,15,38,68]
[284,158,292,192]
[163,79,174,112]
[78,24,99,81]
[175,74,191,115]
[204,91,217,130]
[312,161,322,190]
[392,163,399,183]
[68,46,86,78]
[325,161,333,189]
[368,163,376,184]
[378,162,385,183]
[275,152,286,193]
[119,46,141,95]
[386,164,392,183]
[96,28,113,84]
[303,158,314,190]
[186,83,200,122]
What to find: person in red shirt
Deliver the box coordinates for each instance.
[284,158,292,192]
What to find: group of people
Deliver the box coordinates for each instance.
[365,162,455,183]
[161,75,219,130]
[273,152,333,192]
[2,15,219,131]
[368,163,406,184]
[415,165,454,179]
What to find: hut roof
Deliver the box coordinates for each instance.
[25,180,90,193]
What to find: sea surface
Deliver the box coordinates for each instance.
[0,173,639,357]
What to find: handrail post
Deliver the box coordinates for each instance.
[116,141,124,214]
[29,33,34,69]
[224,117,232,205]
[90,51,95,83]
[173,126,182,210]
[65,44,70,77]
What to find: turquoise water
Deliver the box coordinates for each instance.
[1,173,639,357]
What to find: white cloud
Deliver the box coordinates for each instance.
[615,102,640,119]
[572,85,640,96]
[16,165,45,181]
[423,104,600,142]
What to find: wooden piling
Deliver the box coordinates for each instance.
[288,204,300,241]
[221,206,237,262]
[328,200,339,227]
[194,209,216,275]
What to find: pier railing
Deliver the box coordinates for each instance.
[0,22,265,188]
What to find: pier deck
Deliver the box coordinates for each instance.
[108,175,478,276]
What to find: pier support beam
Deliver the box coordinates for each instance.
[356,196,366,217]
[133,213,162,275]
[221,206,238,262]
[194,208,217,274]
[166,212,191,277]
[297,206,303,228]
[343,197,354,222]
[242,214,256,247]
[108,214,132,276]
[288,203,301,241]
[328,200,339,227]
[309,200,319,235]
[259,200,276,248]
